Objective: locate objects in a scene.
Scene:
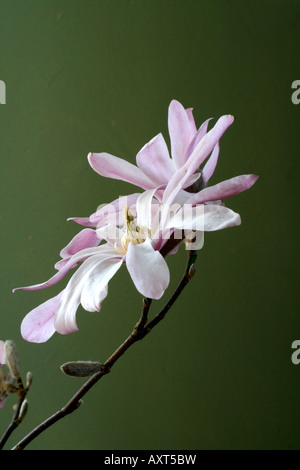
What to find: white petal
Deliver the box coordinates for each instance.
[80,257,123,312]
[167,204,241,232]
[54,255,122,334]
[136,188,159,231]
[126,239,170,299]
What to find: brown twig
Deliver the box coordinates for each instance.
[0,383,27,450]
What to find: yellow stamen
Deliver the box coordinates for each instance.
[114,208,149,256]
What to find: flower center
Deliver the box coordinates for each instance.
[114,208,149,256]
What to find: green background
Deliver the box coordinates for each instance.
[0,0,299,450]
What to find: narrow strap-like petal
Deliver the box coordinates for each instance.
[163,115,234,207]
[67,216,95,227]
[185,118,212,161]
[186,174,259,205]
[88,152,155,190]
[202,143,219,183]
[168,100,197,168]
[13,245,116,292]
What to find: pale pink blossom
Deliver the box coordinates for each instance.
[14,99,258,344]
[15,183,244,343]
[87,99,232,195]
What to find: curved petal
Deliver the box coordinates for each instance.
[163,115,234,207]
[187,174,259,205]
[185,118,212,160]
[13,245,117,292]
[80,257,123,312]
[54,254,122,334]
[126,238,170,299]
[67,216,95,227]
[55,228,100,270]
[136,133,175,185]
[168,100,197,168]
[88,152,155,190]
[21,291,64,343]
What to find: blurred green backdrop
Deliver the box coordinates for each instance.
[0,0,299,450]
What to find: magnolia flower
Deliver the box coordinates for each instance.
[13,99,258,344]
[15,179,245,344]
[87,99,230,195]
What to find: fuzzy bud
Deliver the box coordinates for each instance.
[25,371,33,390]
[4,340,20,381]
[60,361,104,377]
[18,399,28,421]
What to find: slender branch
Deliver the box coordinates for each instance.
[11,251,197,451]
[0,385,27,450]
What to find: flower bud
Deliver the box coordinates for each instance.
[4,340,20,381]
[60,361,104,377]
[18,399,28,421]
[25,371,33,390]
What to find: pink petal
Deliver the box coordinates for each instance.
[126,239,170,299]
[185,108,197,134]
[163,115,235,207]
[168,100,197,168]
[21,291,64,343]
[67,217,95,227]
[54,254,122,334]
[89,194,140,226]
[55,228,100,268]
[185,118,212,160]
[187,174,259,205]
[136,133,175,185]
[88,152,155,190]
[202,143,220,183]
[13,245,117,292]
